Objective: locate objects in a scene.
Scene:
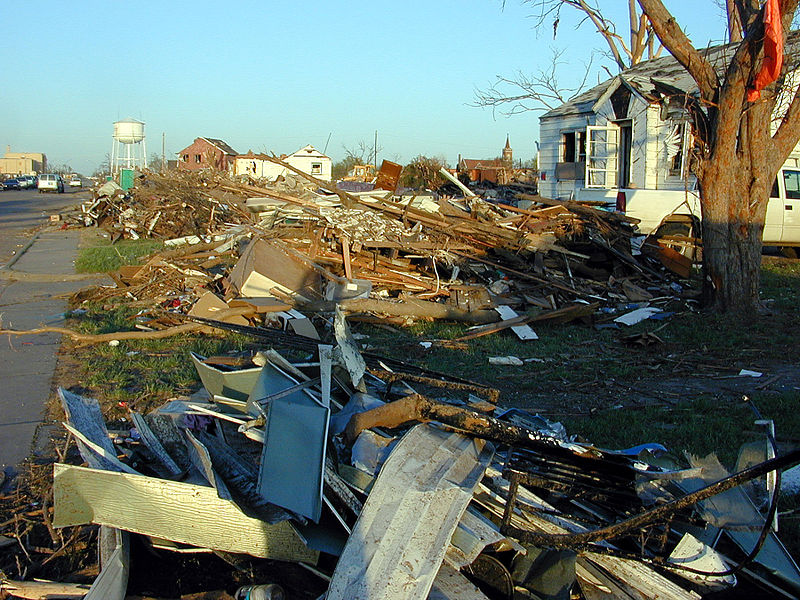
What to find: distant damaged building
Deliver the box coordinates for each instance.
[178,137,238,172]
[458,136,513,185]
[234,145,332,182]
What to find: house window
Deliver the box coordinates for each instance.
[561,131,586,162]
[182,154,189,162]
[311,162,322,174]
[667,122,689,177]
[195,154,202,163]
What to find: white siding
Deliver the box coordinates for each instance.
[643,104,697,190]
[540,94,697,198]
[628,96,650,189]
[234,157,285,180]
[286,154,332,182]
[538,113,594,199]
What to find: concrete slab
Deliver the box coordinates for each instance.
[0,372,54,468]
[0,345,59,376]
[9,232,79,275]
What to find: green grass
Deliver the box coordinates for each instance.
[66,262,800,457]
[561,392,800,466]
[75,239,163,273]
[66,303,254,415]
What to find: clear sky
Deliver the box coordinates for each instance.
[1,1,728,175]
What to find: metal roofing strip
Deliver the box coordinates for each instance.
[327,424,494,600]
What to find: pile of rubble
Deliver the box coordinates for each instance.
[59,161,695,344]
[2,320,799,599]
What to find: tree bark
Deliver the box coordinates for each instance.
[699,171,766,313]
[639,0,800,315]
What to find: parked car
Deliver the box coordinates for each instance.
[69,175,82,187]
[38,173,65,193]
[3,177,22,190]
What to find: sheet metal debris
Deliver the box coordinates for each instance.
[30,318,800,599]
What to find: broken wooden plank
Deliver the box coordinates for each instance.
[59,388,124,472]
[52,463,318,563]
[0,579,91,599]
[341,235,353,280]
[429,563,490,600]
[61,422,139,475]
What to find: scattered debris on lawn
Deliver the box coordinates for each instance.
[5,170,791,599]
[5,167,702,348]
[4,319,800,599]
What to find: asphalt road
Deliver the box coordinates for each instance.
[0,185,90,267]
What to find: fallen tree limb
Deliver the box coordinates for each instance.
[0,308,253,346]
[455,303,599,341]
[502,446,800,549]
[344,393,561,448]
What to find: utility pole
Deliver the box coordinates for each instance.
[161,132,166,172]
[374,130,378,170]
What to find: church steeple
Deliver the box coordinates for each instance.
[502,135,512,168]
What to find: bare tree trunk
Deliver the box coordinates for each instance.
[699,172,765,313]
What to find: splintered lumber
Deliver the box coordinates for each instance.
[455,303,599,341]
[0,579,92,599]
[649,241,693,278]
[327,424,494,600]
[52,463,318,563]
[450,250,587,297]
[308,297,499,324]
[513,194,640,225]
[260,154,360,208]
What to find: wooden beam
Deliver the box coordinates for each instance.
[341,235,353,280]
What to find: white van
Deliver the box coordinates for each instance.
[38,174,65,193]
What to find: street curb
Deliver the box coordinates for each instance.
[0,231,41,271]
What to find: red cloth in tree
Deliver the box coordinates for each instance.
[747,0,784,102]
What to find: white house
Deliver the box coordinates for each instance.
[234,145,332,182]
[286,145,332,182]
[538,31,800,201]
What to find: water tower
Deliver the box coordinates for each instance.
[110,118,147,175]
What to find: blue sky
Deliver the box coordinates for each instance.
[1,1,728,175]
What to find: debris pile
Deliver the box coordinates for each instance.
[4,323,799,599]
[61,163,697,344]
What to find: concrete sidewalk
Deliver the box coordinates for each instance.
[0,228,108,486]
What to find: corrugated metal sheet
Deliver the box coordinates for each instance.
[327,424,494,600]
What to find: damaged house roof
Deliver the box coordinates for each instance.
[201,137,238,156]
[542,30,800,120]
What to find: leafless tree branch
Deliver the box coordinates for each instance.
[472,48,594,115]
